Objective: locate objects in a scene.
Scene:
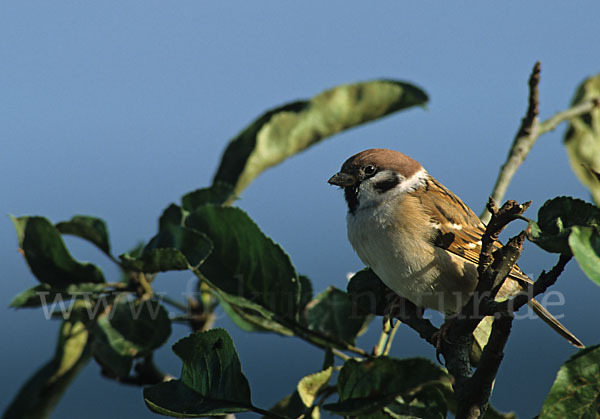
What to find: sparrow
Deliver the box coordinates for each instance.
[329,148,583,348]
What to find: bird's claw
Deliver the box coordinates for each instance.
[432,319,455,363]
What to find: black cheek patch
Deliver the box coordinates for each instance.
[373,174,400,192]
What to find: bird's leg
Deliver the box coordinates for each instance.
[432,316,459,363]
[382,290,425,328]
[382,290,402,328]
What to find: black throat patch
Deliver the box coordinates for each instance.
[344,186,359,214]
[373,173,400,193]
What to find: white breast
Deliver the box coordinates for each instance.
[347,195,477,314]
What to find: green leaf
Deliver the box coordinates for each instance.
[144,329,252,417]
[324,357,450,416]
[4,318,91,419]
[564,74,600,206]
[181,182,236,212]
[92,298,171,377]
[322,347,334,370]
[186,205,300,321]
[215,292,293,335]
[144,380,251,418]
[120,248,192,273]
[144,228,212,269]
[213,79,428,196]
[539,345,600,418]
[298,275,314,311]
[304,286,371,345]
[382,387,447,419]
[56,215,111,255]
[298,367,333,407]
[527,196,600,254]
[569,226,600,285]
[159,203,185,230]
[346,268,390,316]
[120,205,213,272]
[266,390,307,419]
[10,283,107,308]
[10,216,105,287]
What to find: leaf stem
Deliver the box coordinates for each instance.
[107,253,123,267]
[288,321,370,358]
[248,404,288,419]
[373,319,391,356]
[538,98,600,133]
[159,295,188,312]
[331,348,351,361]
[383,320,400,356]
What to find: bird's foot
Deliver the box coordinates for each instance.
[432,318,456,363]
[382,293,410,328]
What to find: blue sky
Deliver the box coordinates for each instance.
[2,2,600,417]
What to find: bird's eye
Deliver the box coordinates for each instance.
[363,165,376,176]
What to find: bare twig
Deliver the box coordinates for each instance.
[479,199,531,276]
[491,253,572,314]
[482,63,541,224]
[160,295,188,312]
[539,98,600,133]
[482,62,600,223]
[453,199,529,339]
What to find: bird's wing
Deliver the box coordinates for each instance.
[415,176,584,348]
[420,176,532,285]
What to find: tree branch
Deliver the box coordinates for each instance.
[389,296,438,345]
[538,97,600,134]
[443,199,529,419]
[491,253,572,314]
[458,313,513,419]
[481,62,600,223]
[452,199,529,339]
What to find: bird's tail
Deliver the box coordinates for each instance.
[529,298,584,348]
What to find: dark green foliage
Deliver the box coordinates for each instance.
[267,390,307,419]
[186,205,301,321]
[182,182,236,211]
[92,299,171,377]
[144,329,252,417]
[324,357,451,418]
[346,268,390,316]
[56,215,111,255]
[539,345,600,418]
[10,283,107,308]
[527,197,600,285]
[11,216,105,287]
[120,204,213,272]
[527,196,600,254]
[303,286,371,345]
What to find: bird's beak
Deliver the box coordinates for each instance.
[328,172,356,187]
